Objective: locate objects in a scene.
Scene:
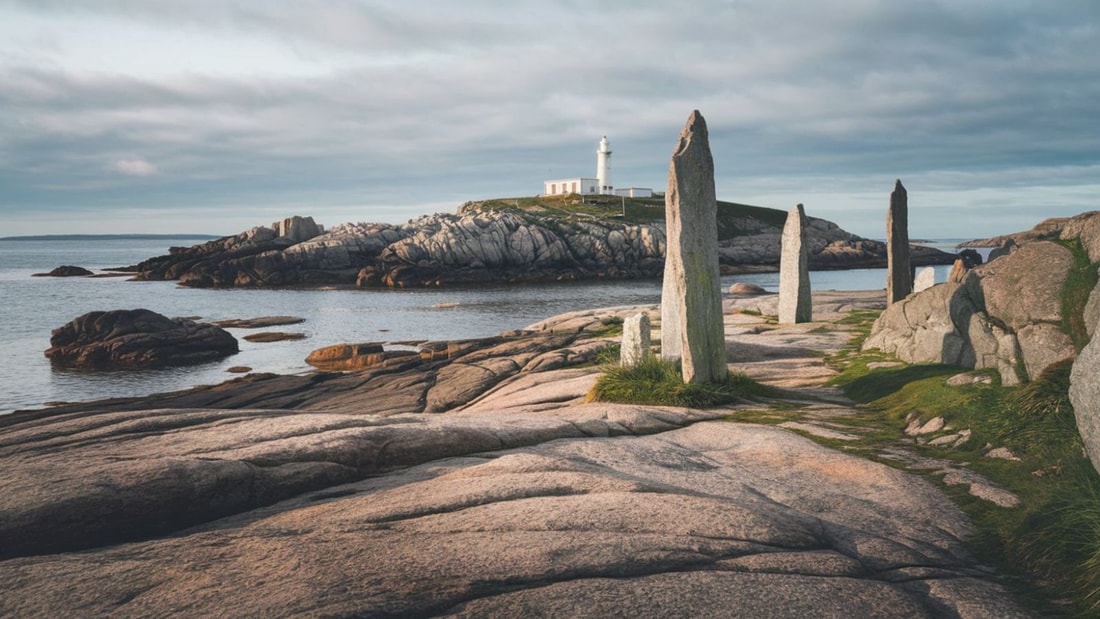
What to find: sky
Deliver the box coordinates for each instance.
[1,1,1098,240]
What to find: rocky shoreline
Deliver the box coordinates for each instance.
[0,290,1033,617]
[120,202,956,289]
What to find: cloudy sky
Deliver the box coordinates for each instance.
[2,1,1098,239]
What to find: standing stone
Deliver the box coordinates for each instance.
[778,204,812,324]
[1071,334,1100,476]
[620,313,652,367]
[660,110,727,384]
[913,267,936,293]
[886,180,912,305]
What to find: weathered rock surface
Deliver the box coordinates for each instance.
[44,309,239,368]
[124,204,955,289]
[0,411,1028,618]
[660,110,726,383]
[864,230,1087,384]
[271,215,322,243]
[778,203,811,323]
[0,293,1035,617]
[33,264,93,277]
[1071,331,1100,476]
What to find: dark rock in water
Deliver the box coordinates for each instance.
[33,265,93,277]
[212,316,305,329]
[305,342,390,371]
[728,282,768,295]
[45,309,238,368]
[242,332,306,343]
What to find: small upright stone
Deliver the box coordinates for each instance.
[778,203,812,323]
[913,267,936,293]
[886,180,912,305]
[620,313,652,367]
[660,110,727,384]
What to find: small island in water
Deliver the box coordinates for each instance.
[121,195,955,289]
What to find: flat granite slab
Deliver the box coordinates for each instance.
[0,291,1033,617]
[0,412,1027,617]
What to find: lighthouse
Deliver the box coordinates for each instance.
[597,136,612,194]
[543,135,650,197]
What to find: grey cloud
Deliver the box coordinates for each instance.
[1,1,1098,236]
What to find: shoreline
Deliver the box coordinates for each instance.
[0,288,1037,615]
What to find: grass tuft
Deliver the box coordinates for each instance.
[1059,239,1100,352]
[587,356,778,407]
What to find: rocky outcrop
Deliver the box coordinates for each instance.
[126,202,955,289]
[863,212,1100,384]
[271,215,322,243]
[44,309,239,369]
[304,342,419,371]
[33,265,93,277]
[355,210,666,287]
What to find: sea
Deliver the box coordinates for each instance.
[0,237,966,414]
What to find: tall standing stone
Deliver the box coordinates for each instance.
[660,110,727,384]
[778,203,812,324]
[886,180,912,305]
[620,312,652,368]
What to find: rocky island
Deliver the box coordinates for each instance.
[123,197,955,288]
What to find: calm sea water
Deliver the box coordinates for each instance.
[0,238,962,413]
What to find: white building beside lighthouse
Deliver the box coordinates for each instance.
[542,135,652,198]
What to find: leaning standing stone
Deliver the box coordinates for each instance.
[778,203,812,323]
[886,179,912,305]
[660,110,727,384]
[620,313,652,367]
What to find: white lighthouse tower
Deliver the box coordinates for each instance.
[597,135,612,195]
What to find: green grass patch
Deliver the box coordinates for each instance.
[831,361,962,404]
[586,315,625,338]
[587,356,779,407]
[1059,239,1099,352]
[470,196,787,239]
[827,333,1100,613]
